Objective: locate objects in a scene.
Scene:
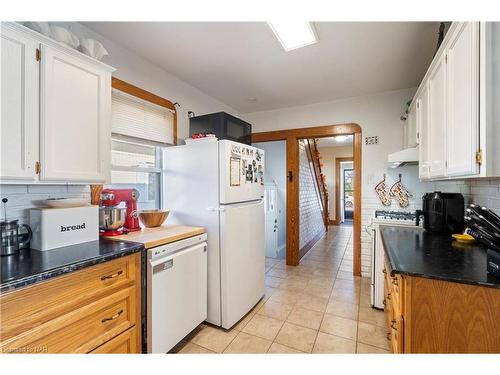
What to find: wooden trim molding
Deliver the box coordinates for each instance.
[111,77,178,145]
[335,157,354,226]
[252,123,362,275]
[299,228,326,260]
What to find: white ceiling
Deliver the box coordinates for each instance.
[84,22,440,113]
[317,136,353,148]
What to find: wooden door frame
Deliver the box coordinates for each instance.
[335,157,354,225]
[252,123,362,276]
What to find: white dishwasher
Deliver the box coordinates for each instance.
[146,232,207,353]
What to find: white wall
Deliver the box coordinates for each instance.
[317,145,353,220]
[253,141,286,258]
[243,88,432,276]
[54,22,237,141]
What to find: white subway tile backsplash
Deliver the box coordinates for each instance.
[489,197,500,210]
[27,185,68,193]
[470,186,499,197]
[67,185,91,193]
[0,185,28,194]
[1,184,91,224]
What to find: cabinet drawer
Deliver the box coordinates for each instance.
[1,286,137,353]
[90,326,138,354]
[1,253,139,342]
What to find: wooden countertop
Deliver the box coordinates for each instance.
[104,225,205,249]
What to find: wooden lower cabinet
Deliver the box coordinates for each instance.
[0,253,141,354]
[91,326,138,354]
[383,257,500,353]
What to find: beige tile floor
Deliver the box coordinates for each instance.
[172,224,390,354]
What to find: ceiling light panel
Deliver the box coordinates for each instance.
[268,22,318,51]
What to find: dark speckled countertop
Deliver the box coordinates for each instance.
[380,225,500,289]
[0,239,144,293]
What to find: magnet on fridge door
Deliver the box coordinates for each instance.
[246,165,253,182]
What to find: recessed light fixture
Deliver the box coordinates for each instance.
[268,22,318,51]
[247,97,258,102]
[335,135,347,142]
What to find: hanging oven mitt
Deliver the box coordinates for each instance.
[374,178,392,206]
[390,180,412,208]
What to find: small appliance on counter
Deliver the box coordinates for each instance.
[99,188,141,236]
[29,206,98,251]
[463,204,500,279]
[1,198,32,256]
[415,192,464,233]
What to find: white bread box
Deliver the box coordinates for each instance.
[29,206,99,251]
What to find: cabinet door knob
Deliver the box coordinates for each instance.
[100,270,123,281]
[101,309,124,323]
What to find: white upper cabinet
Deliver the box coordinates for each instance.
[0,22,114,184]
[0,25,39,181]
[406,106,418,148]
[445,22,479,177]
[428,53,447,179]
[40,45,111,182]
[413,22,491,181]
[417,84,430,180]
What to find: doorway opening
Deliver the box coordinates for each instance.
[252,123,362,276]
[334,156,355,225]
[252,140,286,260]
[342,167,354,223]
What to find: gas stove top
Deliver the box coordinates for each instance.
[374,210,416,221]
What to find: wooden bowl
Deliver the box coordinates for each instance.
[138,209,169,228]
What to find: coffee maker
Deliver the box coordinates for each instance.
[99,188,141,236]
[416,192,465,233]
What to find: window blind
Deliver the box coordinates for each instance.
[112,89,175,145]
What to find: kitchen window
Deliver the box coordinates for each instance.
[107,78,177,210]
[108,139,163,210]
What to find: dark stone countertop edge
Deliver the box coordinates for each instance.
[379,225,500,290]
[0,244,144,294]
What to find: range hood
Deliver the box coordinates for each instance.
[387,147,418,168]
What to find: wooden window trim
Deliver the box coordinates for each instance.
[252,123,362,276]
[111,77,178,145]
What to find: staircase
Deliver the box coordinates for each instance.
[304,139,329,229]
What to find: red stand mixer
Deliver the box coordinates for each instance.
[99,188,141,236]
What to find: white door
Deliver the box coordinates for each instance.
[220,200,265,329]
[219,140,265,204]
[0,26,39,181]
[417,84,431,180]
[428,53,447,179]
[446,22,480,177]
[147,242,207,353]
[264,184,278,258]
[40,45,111,182]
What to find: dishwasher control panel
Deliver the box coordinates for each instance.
[148,233,208,260]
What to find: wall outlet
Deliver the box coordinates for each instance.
[365,136,378,145]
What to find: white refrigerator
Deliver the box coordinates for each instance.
[163,139,265,329]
